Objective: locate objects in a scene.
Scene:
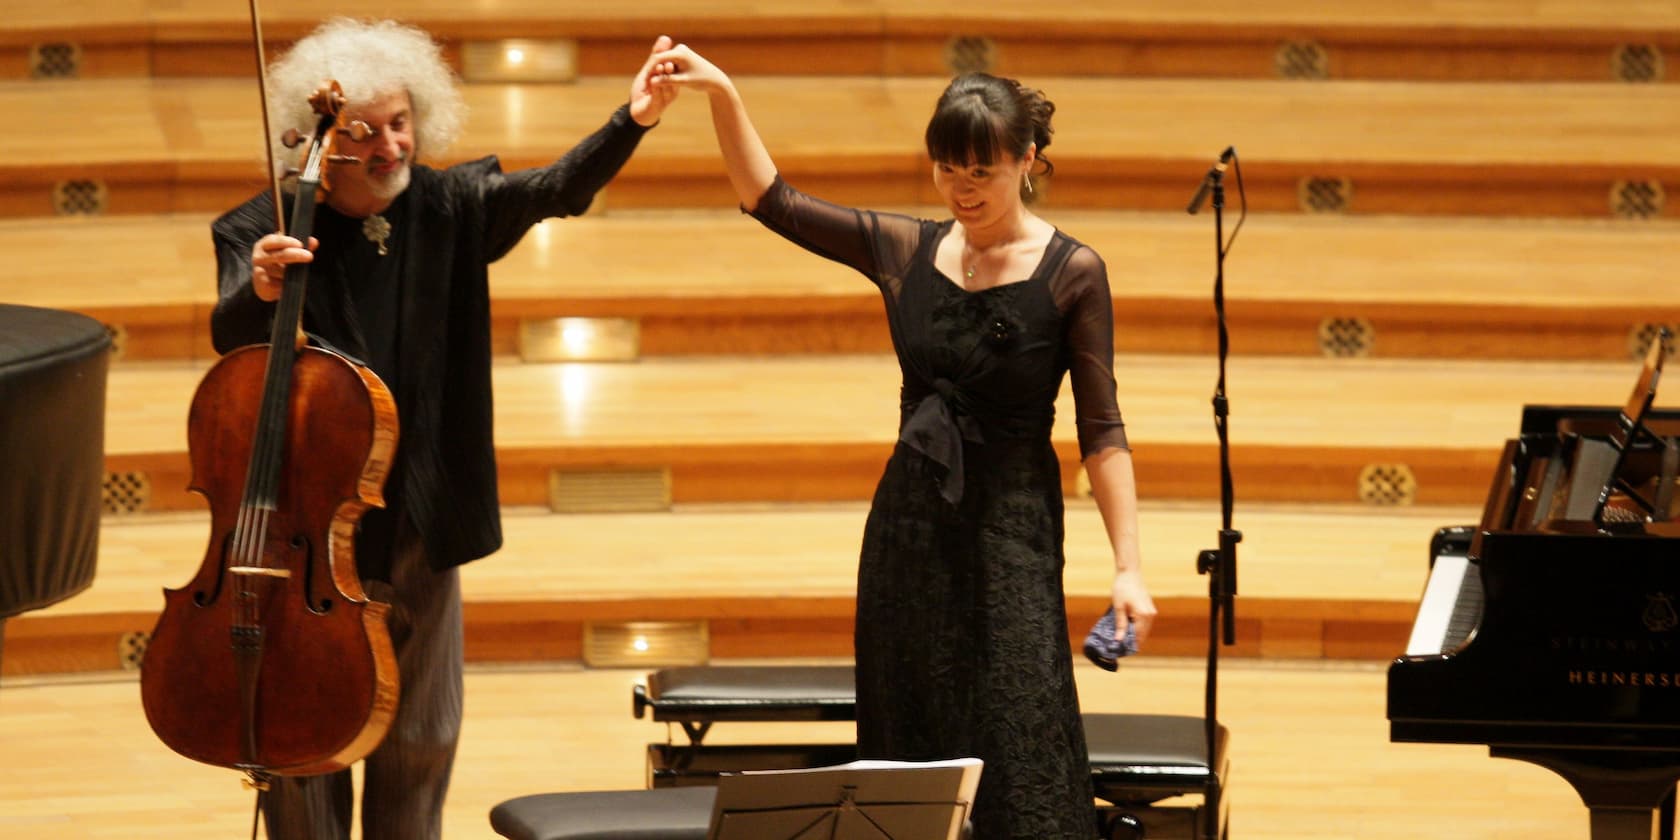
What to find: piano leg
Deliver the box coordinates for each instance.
[1591,808,1660,840]
[1662,787,1676,840]
[1493,748,1680,840]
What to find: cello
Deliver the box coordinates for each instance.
[139,69,401,780]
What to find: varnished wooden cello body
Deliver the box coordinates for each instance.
[140,83,400,778]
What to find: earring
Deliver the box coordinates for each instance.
[1023,171,1034,194]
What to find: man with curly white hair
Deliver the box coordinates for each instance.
[208,18,677,839]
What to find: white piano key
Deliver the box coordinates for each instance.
[1405,552,1470,657]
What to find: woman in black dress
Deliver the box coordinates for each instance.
[652,47,1156,839]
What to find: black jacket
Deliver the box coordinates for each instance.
[210,105,649,575]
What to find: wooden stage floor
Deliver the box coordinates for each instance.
[0,656,1597,839]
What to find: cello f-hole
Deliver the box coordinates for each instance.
[192,530,241,607]
[290,535,336,615]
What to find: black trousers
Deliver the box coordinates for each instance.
[263,521,464,840]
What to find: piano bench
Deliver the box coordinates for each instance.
[1087,713,1231,840]
[490,787,716,840]
[633,664,858,787]
[632,664,857,733]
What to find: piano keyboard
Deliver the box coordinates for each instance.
[1404,546,1484,657]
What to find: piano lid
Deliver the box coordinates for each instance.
[1484,333,1680,538]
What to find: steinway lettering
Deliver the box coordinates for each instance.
[1551,635,1675,654]
[1568,670,1680,688]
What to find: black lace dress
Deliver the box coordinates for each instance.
[751,178,1130,840]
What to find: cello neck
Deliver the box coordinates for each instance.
[243,108,335,512]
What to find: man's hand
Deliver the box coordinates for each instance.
[629,35,678,127]
[249,233,317,302]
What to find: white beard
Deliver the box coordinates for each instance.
[368,162,412,202]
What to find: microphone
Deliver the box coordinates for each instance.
[1185,146,1236,215]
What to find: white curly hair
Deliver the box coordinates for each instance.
[264,18,466,175]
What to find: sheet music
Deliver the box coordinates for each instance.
[718,757,983,840]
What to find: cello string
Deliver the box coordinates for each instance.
[239,0,307,591]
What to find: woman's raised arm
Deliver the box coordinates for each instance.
[648,44,778,210]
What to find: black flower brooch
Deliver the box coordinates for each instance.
[985,316,1017,347]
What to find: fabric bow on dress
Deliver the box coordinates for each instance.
[899,376,986,505]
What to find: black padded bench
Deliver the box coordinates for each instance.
[493,665,1228,840]
[1085,713,1229,840]
[632,665,858,787]
[492,787,718,840]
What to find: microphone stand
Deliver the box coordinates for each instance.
[1186,150,1245,801]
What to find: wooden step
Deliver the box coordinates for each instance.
[98,353,1664,514]
[4,76,1677,218]
[1,499,1466,676]
[5,0,1677,82]
[7,210,1678,363]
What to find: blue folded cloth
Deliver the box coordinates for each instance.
[1082,608,1140,672]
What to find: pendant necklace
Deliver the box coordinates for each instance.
[361,214,392,257]
[963,235,1016,282]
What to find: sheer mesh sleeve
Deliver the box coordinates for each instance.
[1052,244,1129,457]
[748,176,924,299]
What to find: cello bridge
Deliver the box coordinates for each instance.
[228,566,292,579]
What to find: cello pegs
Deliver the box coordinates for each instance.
[341,120,379,142]
[280,128,306,149]
[307,82,347,117]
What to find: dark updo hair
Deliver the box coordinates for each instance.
[924,72,1056,202]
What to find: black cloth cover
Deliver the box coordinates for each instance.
[0,304,109,618]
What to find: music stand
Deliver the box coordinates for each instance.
[706,757,981,840]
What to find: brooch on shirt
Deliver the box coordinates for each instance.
[361,214,392,256]
[986,316,1017,347]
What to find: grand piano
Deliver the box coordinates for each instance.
[1390,338,1680,840]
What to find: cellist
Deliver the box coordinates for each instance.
[208,19,678,839]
